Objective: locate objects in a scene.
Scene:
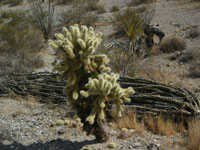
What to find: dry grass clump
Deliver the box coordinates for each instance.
[160,36,186,53]
[130,0,157,6]
[185,119,200,150]
[73,0,106,13]
[84,0,104,13]
[189,58,200,78]
[112,8,145,39]
[60,0,103,27]
[144,115,182,136]
[0,10,44,74]
[111,111,146,135]
[180,49,200,78]
[110,5,120,12]
[56,0,75,5]
[111,110,188,137]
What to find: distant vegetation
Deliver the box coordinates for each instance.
[59,0,105,27]
[0,0,23,6]
[159,36,186,53]
[0,10,44,74]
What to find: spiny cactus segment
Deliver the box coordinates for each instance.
[49,24,135,142]
[80,72,135,124]
[49,24,111,104]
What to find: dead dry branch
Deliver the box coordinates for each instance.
[0,72,199,119]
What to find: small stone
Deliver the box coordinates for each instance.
[109,129,117,135]
[58,129,65,135]
[117,132,129,139]
[129,129,135,133]
[132,142,142,148]
[72,122,78,128]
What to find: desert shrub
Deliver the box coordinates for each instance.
[159,36,186,53]
[186,119,200,150]
[29,0,55,40]
[112,8,144,39]
[105,39,147,77]
[130,0,157,5]
[56,0,74,5]
[60,3,98,27]
[85,0,100,11]
[111,110,146,135]
[0,10,44,74]
[179,49,197,63]
[189,50,200,77]
[0,0,23,6]
[144,115,178,136]
[95,4,106,14]
[186,27,200,39]
[110,5,120,12]
[112,7,154,39]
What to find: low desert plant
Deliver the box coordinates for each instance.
[159,36,186,53]
[55,0,74,5]
[85,0,100,11]
[0,0,23,6]
[112,7,154,40]
[110,5,120,12]
[144,115,178,136]
[105,39,147,77]
[130,0,157,5]
[0,10,44,74]
[60,3,98,27]
[189,59,200,78]
[112,110,146,135]
[186,119,200,150]
[29,0,55,40]
[112,8,144,39]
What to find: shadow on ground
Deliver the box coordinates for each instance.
[0,138,97,150]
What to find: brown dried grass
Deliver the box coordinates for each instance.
[111,111,146,135]
[186,119,200,150]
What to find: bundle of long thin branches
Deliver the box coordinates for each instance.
[0,72,199,118]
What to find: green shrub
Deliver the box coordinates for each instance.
[159,36,186,53]
[0,10,44,74]
[130,0,157,5]
[56,0,74,5]
[110,5,120,12]
[60,2,98,27]
[112,8,146,39]
[188,50,200,78]
[105,39,145,77]
[29,0,55,40]
[0,0,23,6]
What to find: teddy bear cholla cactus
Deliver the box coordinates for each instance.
[49,24,135,142]
[80,73,134,125]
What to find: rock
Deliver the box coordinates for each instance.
[58,129,65,135]
[132,142,142,148]
[117,132,129,139]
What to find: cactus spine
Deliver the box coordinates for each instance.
[49,24,135,142]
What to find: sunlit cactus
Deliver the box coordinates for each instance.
[49,24,135,142]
